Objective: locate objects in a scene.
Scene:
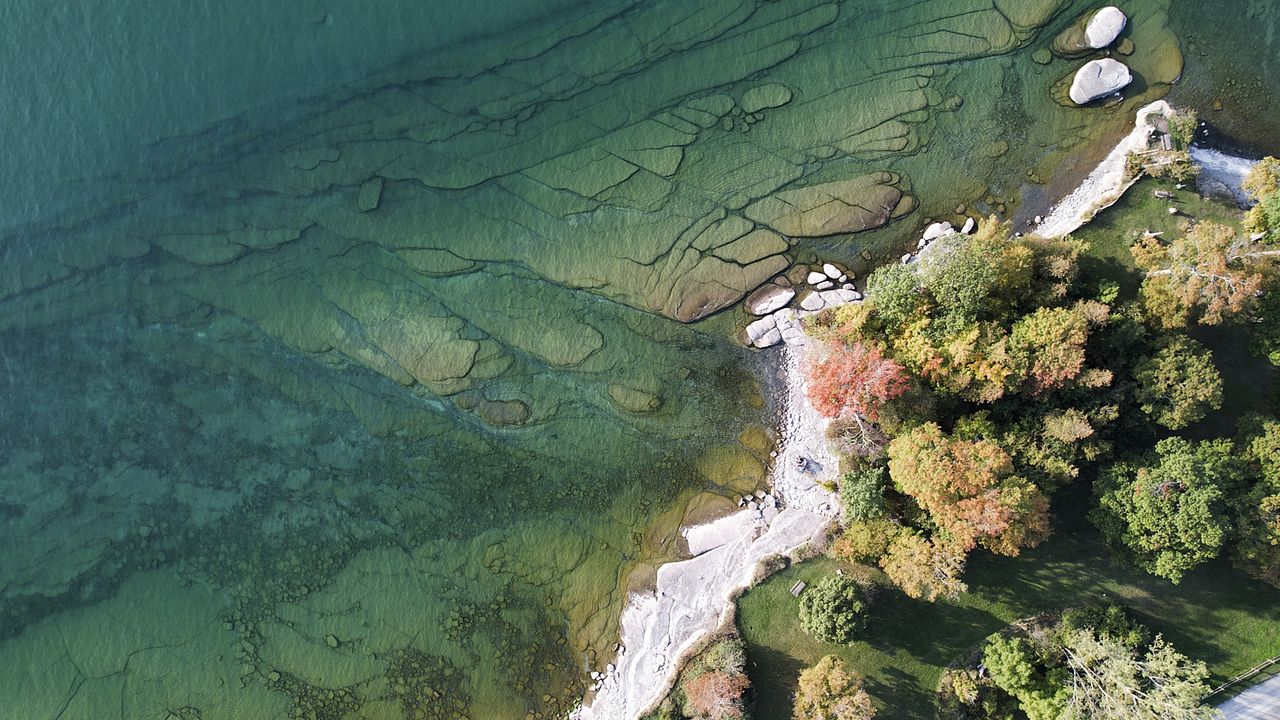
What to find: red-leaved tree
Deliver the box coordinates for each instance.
[807,340,910,420]
[683,670,749,720]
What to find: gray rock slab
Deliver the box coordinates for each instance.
[744,284,795,315]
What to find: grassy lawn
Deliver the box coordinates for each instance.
[737,178,1280,718]
[738,493,1280,719]
[1069,176,1279,433]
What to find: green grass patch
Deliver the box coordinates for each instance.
[738,500,1280,719]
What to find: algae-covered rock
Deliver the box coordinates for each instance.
[357,177,384,212]
[740,83,793,113]
[695,445,765,494]
[607,384,663,413]
[743,284,795,315]
[745,173,903,237]
[475,398,531,426]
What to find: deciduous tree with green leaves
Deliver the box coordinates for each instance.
[1234,420,1280,587]
[1092,438,1239,582]
[1133,337,1223,430]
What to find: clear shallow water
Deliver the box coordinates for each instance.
[0,1,1269,718]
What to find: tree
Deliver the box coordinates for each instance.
[1133,337,1223,430]
[916,224,1032,324]
[865,262,926,328]
[879,533,967,601]
[1234,421,1280,587]
[1008,304,1092,395]
[831,518,898,564]
[1249,282,1280,366]
[983,636,1069,720]
[683,671,749,720]
[838,465,887,522]
[1092,438,1238,582]
[1242,156,1280,236]
[888,423,1049,555]
[798,575,871,645]
[806,340,910,421]
[793,655,876,720]
[1131,221,1280,327]
[1059,630,1215,720]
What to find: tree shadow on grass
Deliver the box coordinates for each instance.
[867,589,1004,665]
[865,663,936,718]
[745,642,805,720]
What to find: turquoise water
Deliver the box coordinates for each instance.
[0,1,1272,718]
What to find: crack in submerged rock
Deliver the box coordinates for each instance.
[0,0,1187,718]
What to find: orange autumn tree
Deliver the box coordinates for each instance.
[1131,221,1280,327]
[684,670,749,720]
[806,339,910,421]
[888,422,1050,556]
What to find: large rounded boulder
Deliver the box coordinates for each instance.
[1069,58,1133,105]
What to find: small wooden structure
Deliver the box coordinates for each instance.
[790,580,807,597]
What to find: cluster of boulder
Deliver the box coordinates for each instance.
[737,489,780,523]
[741,213,987,349]
[741,262,862,348]
[902,217,975,264]
[1051,6,1134,105]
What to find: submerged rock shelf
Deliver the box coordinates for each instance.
[0,0,1196,718]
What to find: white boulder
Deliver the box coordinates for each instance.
[1085,6,1127,49]
[822,263,842,279]
[961,217,976,234]
[922,221,952,241]
[1070,59,1132,105]
[820,289,861,306]
[815,280,834,290]
[744,284,796,315]
[753,328,782,348]
[800,293,826,311]
[806,271,827,285]
[745,316,776,343]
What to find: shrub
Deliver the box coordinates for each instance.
[677,636,750,720]
[831,519,898,563]
[798,575,871,644]
[839,466,887,521]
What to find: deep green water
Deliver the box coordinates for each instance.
[0,2,1276,719]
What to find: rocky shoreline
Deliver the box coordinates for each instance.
[572,93,1243,719]
[1035,99,1175,238]
[574,289,857,720]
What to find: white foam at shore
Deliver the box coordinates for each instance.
[574,311,840,720]
[1190,145,1259,206]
